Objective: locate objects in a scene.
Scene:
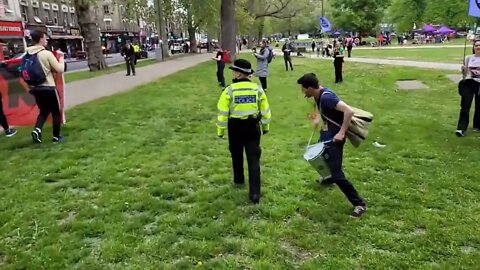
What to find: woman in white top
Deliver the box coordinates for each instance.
[457,40,480,137]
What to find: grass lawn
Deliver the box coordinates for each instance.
[1,56,480,269]
[351,46,467,63]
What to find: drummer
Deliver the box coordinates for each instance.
[297,73,367,218]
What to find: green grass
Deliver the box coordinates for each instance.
[1,56,480,269]
[351,46,468,63]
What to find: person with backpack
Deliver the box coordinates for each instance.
[297,73,367,218]
[254,40,271,92]
[0,94,17,137]
[22,30,65,143]
[212,48,227,88]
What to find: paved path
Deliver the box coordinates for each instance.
[65,53,212,109]
[350,45,465,50]
[307,55,461,71]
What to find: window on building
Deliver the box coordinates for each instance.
[103,5,110,14]
[53,11,58,25]
[105,21,112,31]
[71,13,76,25]
[21,6,28,22]
[63,12,68,26]
[33,8,40,17]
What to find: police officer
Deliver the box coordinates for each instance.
[216,59,272,204]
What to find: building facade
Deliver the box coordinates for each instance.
[95,0,141,53]
[19,0,83,55]
[0,0,26,59]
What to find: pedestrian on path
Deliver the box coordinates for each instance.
[311,41,316,53]
[254,40,270,91]
[456,40,480,137]
[212,48,226,87]
[25,30,66,143]
[297,73,367,218]
[216,59,272,204]
[346,36,354,58]
[282,40,294,71]
[333,42,345,83]
[0,93,17,137]
[122,41,136,76]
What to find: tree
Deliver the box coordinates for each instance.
[330,0,390,34]
[221,0,237,60]
[178,0,220,53]
[385,0,426,33]
[73,0,107,71]
[155,0,170,58]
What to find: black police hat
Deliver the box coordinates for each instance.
[229,59,254,75]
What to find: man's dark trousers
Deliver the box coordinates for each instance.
[284,55,293,71]
[217,62,225,87]
[0,94,9,130]
[126,57,136,75]
[323,141,365,207]
[228,117,262,198]
[457,79,480,131]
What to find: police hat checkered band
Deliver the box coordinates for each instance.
[231,65,252,74]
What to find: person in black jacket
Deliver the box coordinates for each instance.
[282,40,293,71]
[121,41,136,76]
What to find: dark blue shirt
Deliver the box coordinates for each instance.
[316,88,344,141]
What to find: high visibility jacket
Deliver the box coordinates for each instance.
[216,80,271,137]
[133,45,140,53]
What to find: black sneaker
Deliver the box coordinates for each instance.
[31,129,42,143]
[317,177,335,186]
[350,205,367,218]
[5,128,17,137]
[250,194,260,204]
[455,130,465,137]
[52,136,65,143]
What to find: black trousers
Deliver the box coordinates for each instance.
[457,79,480,131]
[125,57,136,75]
[32,87,62,137]
[228,118,262,198]
[347,46,353,58]
[0,94,9,130]
[217,62,225,87]
[259,77,267,90]
[284,55,293,71]
[334,57,344,83]
[324,141,365,207]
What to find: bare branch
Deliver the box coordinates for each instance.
[254,0,294,19]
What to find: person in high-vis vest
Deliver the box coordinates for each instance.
[217,58,272,204]
[133,43,140,65]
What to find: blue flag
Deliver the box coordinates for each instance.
[318,16,332,33]
[469,0,480,18]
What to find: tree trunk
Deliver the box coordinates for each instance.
[187,11,198,53]
[74,0,107,71]
[207,32,213,52]
[221,0,236,61]
[256,17,265,46]
[246,0,255,49]
[156,0,169,59]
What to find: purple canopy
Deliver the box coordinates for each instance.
[435,26,455,34]
[333,31,341,36]
[422,24,436,33]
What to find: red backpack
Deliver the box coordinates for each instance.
[222,50,231,63]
